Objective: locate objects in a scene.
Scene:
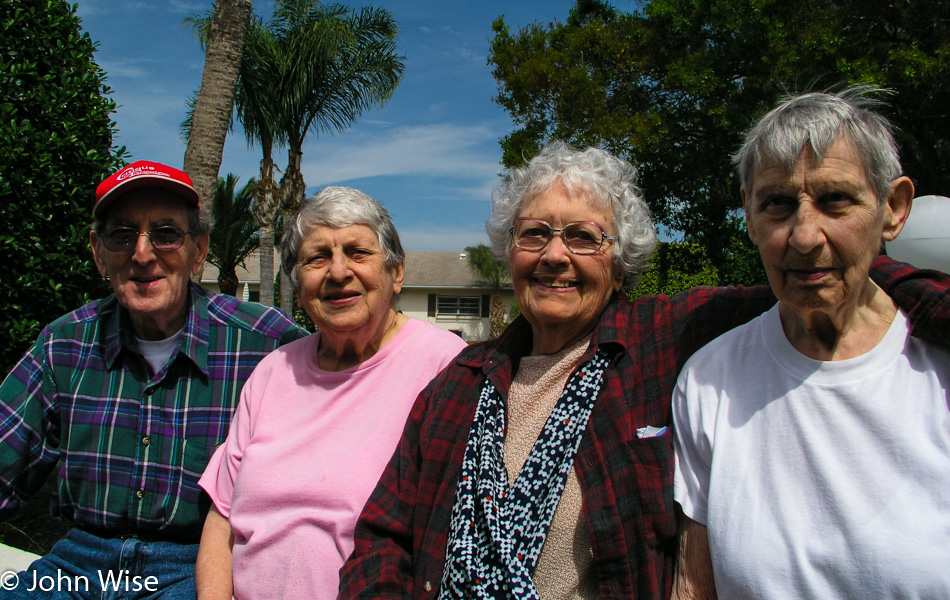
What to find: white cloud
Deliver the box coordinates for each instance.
[168,0,207,14]
[457,47,485,63]
[399,227,490,252]
[300,123,502,195]
[109,91,194,163]
[97,57,157,80]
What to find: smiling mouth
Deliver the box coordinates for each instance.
[787,268,832,282]
[131,276,161,284]
[535,278,578,289]
[324,290,360,300]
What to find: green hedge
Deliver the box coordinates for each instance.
[0,0,125,375]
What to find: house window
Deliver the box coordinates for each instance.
[436,295,481,317]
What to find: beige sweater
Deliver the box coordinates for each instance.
[504,337,598,599]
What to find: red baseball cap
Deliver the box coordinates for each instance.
[94,160,200,218]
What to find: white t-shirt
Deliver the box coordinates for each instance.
[673,304,950,600]
[136,328,184,375]
[199,318,466,600]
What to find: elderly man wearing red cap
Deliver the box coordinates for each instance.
[0,161,308,598]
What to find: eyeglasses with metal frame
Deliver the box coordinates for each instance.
[100,226,193,252]
[509,218,616,255]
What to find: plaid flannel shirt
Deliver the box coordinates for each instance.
[338,256,950,600]
[0,282,308,540]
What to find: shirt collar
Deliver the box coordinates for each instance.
[102,281,210,376]
[460,292,630,372]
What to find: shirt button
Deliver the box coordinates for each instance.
[144,388,154,396]
[142,436,150,446]
[135,490,144,500]
[424,581,432,592]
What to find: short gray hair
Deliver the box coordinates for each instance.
[733,86,903,205]
[281,186,405,288]
[486,141,656,287]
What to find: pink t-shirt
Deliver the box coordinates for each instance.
[199,318,466,599]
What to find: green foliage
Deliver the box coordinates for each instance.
[465,244,510,338]
[717,217,767,287]
[624,235,766,299]
[0,0,125,375]
[625,242,720,299]
[489,0,950,275]
[507,299,521,324]
[464,244,509,292]
[207,174,259,296]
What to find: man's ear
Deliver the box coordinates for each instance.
[90,230,107,277]
[742,188,758,246]
[881,176,914,243]
[190,232,211,277]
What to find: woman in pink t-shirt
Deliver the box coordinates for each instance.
[195,187,467,600]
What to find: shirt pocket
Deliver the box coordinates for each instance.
[165,439,216,526]
[623,433,676,541]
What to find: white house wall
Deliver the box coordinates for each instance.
[398,287,515,343]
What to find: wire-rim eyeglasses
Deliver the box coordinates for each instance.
[99,226,193,253]
[509,218,616,255]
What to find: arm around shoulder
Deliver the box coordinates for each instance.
[870,255,950,346]
[666,284,776,364]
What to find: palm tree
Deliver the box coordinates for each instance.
[269,1,405,313]
[237,15,285,307]
[465,244,510,339]
[182,0,253,215]
[186,1,405,308]
[207,174,259,297]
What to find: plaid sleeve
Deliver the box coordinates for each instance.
[667,284,777,369]
[870,255,950,346]
[0,336,60,517]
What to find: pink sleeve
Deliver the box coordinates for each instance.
[198,380,256,519]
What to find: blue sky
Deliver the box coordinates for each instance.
[73,0,610,251]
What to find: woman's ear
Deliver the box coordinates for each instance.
[392,261,405,295]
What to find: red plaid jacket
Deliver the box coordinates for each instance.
[338,257,949,600]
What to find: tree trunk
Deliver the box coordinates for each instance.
[252,155,280,306]
[278,145,307,315]
[183,0,252,213]
[258,224,276,307]
[279,207,295,316]
[490,294,506,339]
[218,270,239,297]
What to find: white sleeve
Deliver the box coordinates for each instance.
[672,363,714,525]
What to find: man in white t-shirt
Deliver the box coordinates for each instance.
[671,88,950,599]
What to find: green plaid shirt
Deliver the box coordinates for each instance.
[0,282,308,539]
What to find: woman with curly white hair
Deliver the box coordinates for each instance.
[338,141,938,600]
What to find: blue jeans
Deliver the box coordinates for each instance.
[0,529,198,599]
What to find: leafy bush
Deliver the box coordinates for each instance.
[626,242,720,299]
[0,0,125,375]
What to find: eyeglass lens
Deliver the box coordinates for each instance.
[102,227,187,252]
[512,219,607,254]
